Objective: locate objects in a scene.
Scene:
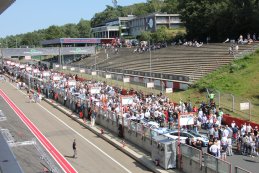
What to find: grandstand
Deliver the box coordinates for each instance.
[71,43,258,83]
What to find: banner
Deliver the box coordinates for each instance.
[70,67,75,71]
[55,64,60,68]
[121,96,134,105]
[123,77,130,83]
[68,80,76,86]
[179,114,194,126]
[90,87,101,94]
[105,74,111,79]
[63,66,67,69]
[80,69,85,73]
[146,82,154,88]
[42,71,50,77]
[53,76,61,81]
[166,88,173,93]
[240,102,249,110]
[91,71,97,76]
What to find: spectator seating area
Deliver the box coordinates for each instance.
[71,43,258,83]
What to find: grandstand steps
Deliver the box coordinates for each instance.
[71,43,259,83]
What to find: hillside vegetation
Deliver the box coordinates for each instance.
[171,49,259,122]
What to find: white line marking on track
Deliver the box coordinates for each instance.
[7,82,132,173]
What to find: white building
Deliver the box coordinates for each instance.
[91,13,182,38]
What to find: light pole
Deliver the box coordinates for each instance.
[0,44,3,68]
[149,41,152,79]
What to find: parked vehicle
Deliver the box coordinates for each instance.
[163,130,209,147]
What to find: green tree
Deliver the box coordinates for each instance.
[77,19,91,38]
[91,5,119,27]
[139,31,152,41]
[45,25,64,40]
[147,0,165,12]
[153,26,169,42]
[162,0,179,13]
[63,24,80,38]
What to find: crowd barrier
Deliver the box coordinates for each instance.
[180,143,234,173]
[234,166,252,173]
[180,143,202,173]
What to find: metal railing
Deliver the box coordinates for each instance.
[180,143,202,167]
[204,153,231,173]
[234,166,252,173]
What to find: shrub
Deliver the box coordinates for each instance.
[230,63,239,73]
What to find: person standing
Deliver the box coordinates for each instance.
[72,139,77,158]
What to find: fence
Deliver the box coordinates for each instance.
[180,143,202,173]
[203,153,231,173]
[204,89,258,123]
[234,166,252,173]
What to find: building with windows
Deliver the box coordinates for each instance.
[91,15,136,38]
[91,13,182,38]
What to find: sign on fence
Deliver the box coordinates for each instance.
[42,71,50,77]
[105,74,111,79]
[179,114,194,126]
[68,80,76,86]
[63,66,67,69]
[70,67,75,71]
[123,77,130,83]
[121,96,134,105]
[240,102,250,110]
[91,71,97,76]
[90,87,101,94]
[146,82,154,88]
[53,76,61,81]
[80,69,85,73]
[166,88,173,93]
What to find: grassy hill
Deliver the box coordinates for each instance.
[171,49,259,122]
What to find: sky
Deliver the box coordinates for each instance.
[0,0,146,38]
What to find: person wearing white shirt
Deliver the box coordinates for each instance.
[223,127,230,138]
[221,136,228,160]
[210,141,220,157]
[246,123,252,133]
[144,111,150,119]
[241,125,246,136]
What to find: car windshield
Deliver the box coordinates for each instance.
[188,131,201,137]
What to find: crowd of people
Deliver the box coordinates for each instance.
[3,62,259,160]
